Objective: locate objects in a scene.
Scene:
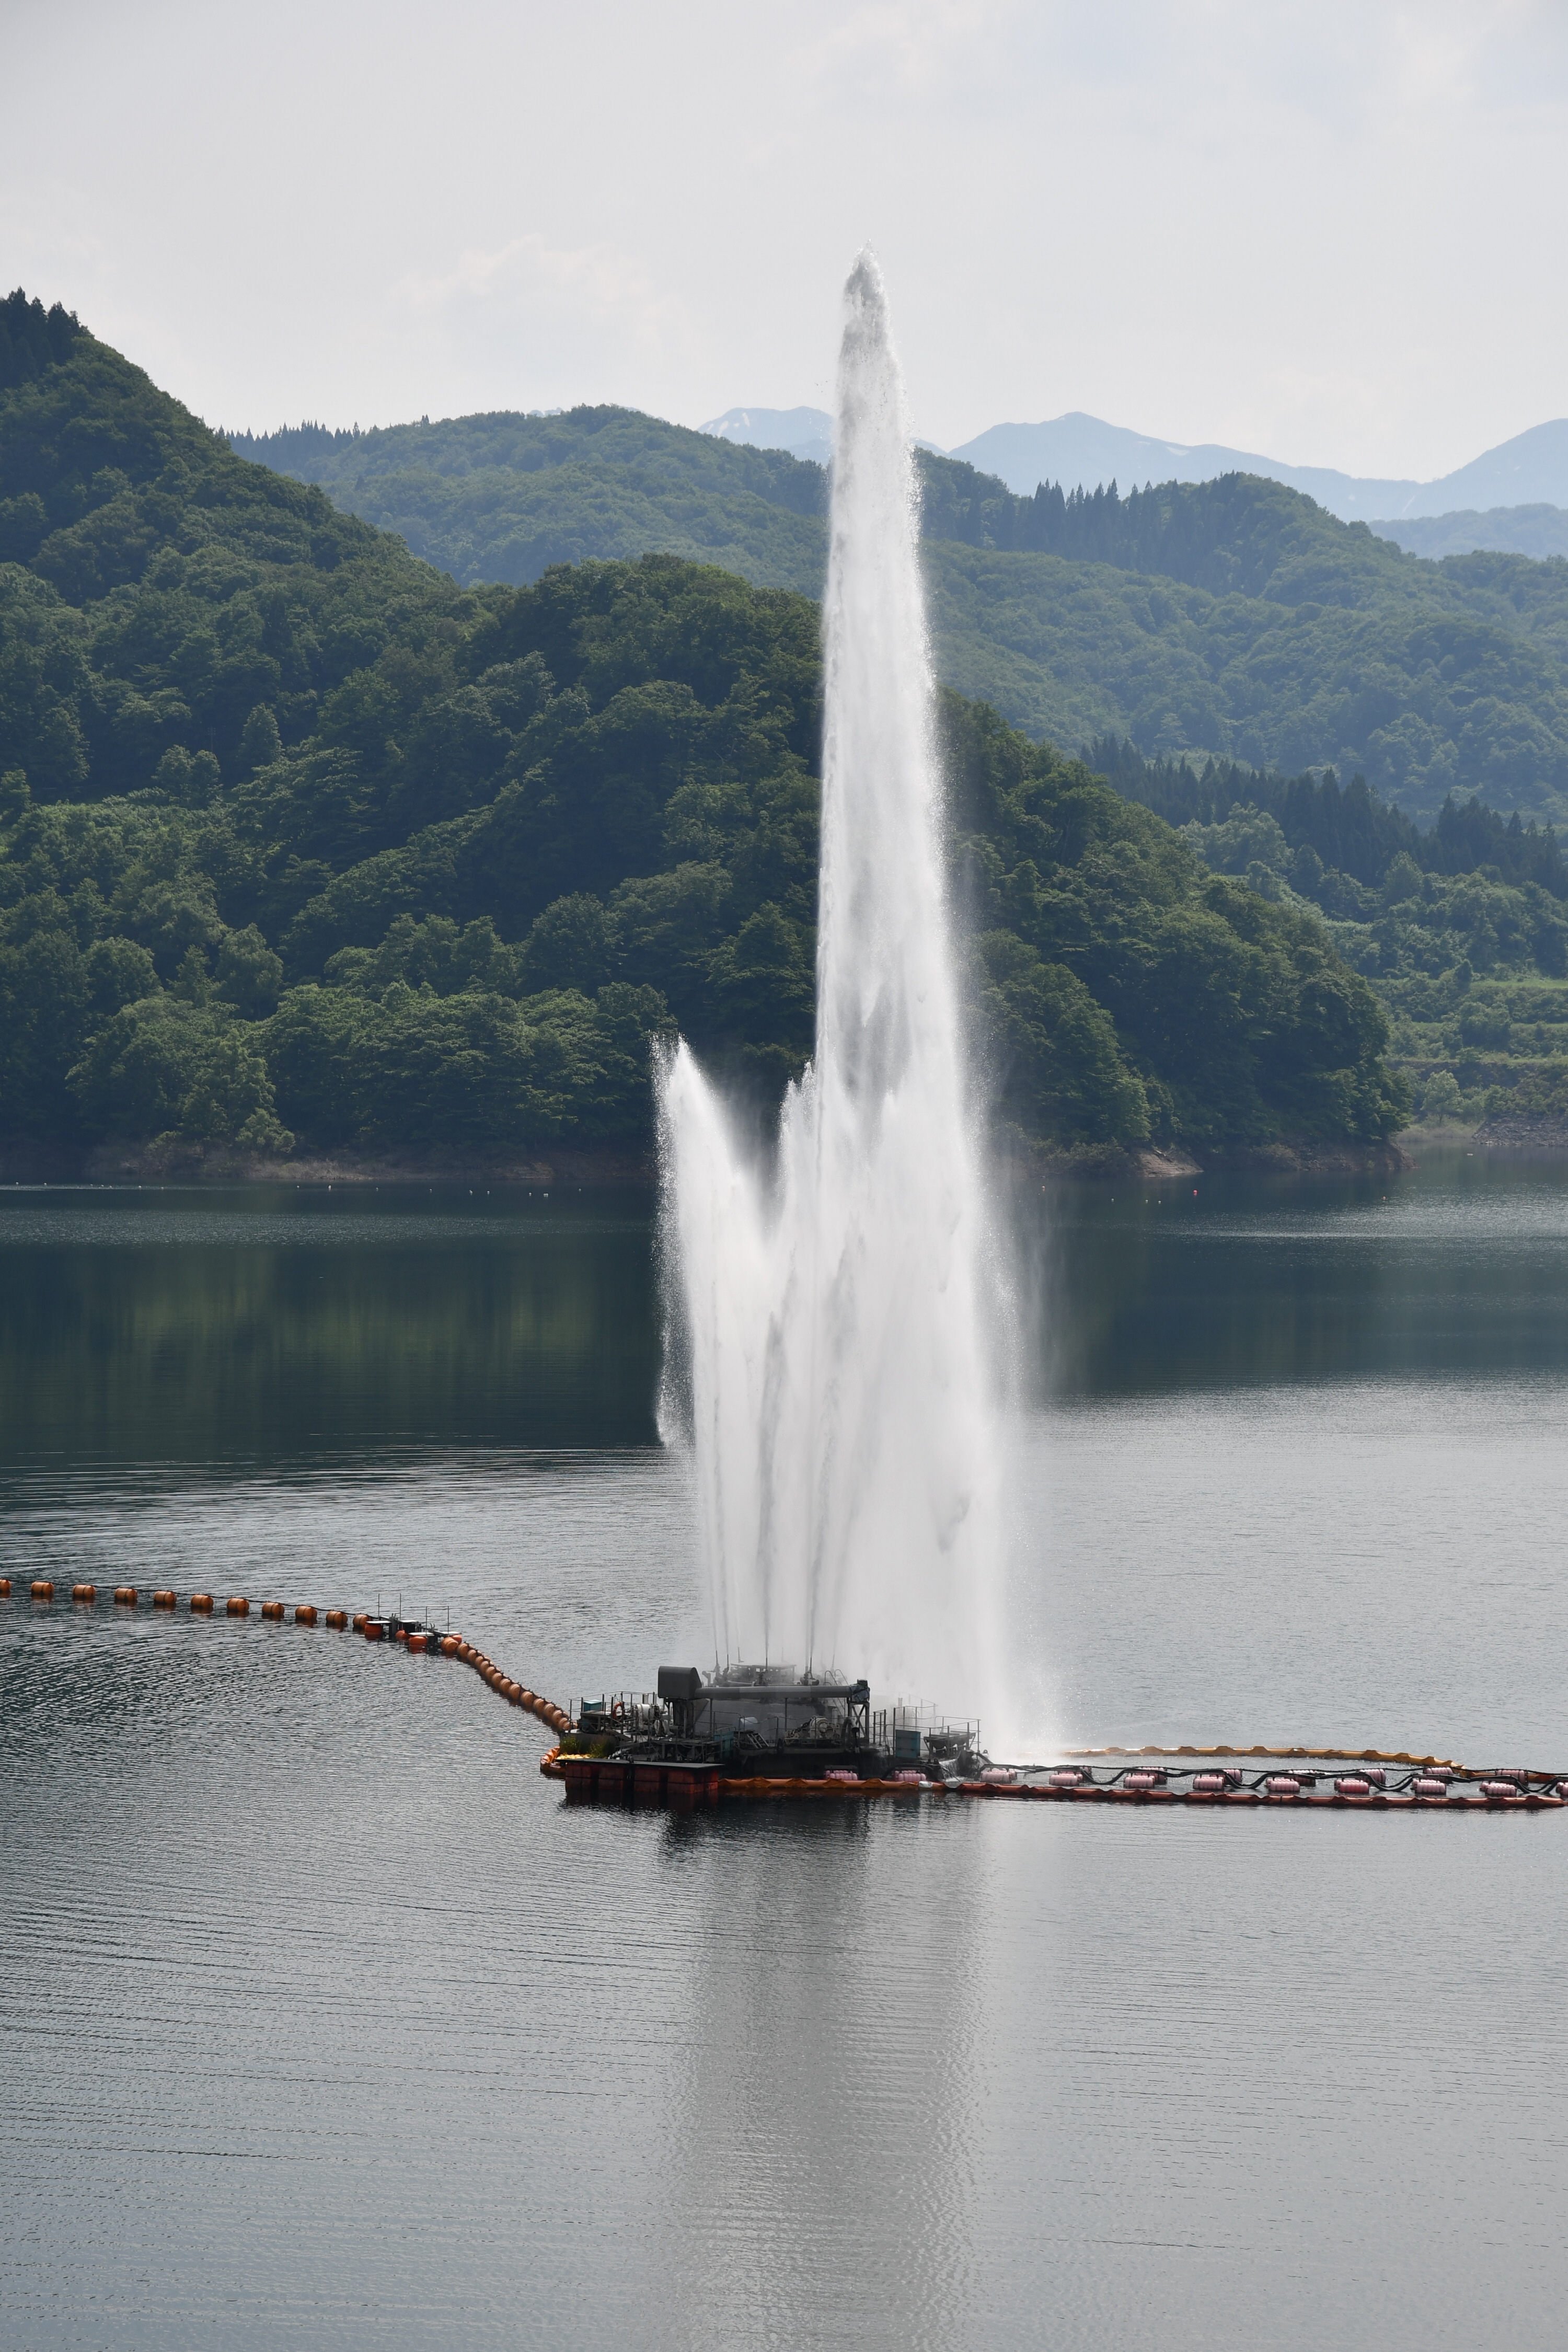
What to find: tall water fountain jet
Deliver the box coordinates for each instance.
[658,252,1004,1718]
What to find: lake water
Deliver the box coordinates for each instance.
[4,1152,1567,2351]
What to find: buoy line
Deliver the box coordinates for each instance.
[1071,1741,1461,1767]
[8,1580,1562,1812]
[0,1577,571,1740]
[956,1760,1568,1807]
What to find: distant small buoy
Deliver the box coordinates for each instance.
[226,1596,249,1617]
[352,1613,368,1633]
[72,1583,96,1603]
[0,1577,10,1597]
[152,1589,176,1609]
[295,1604,318,1625]
[325,1609,348,1629]
[260,1601,283,1621]
[113,1586,137,1606]
[31,1579,54,1601]
[440,1635,460,1656]
[190,1593,213,1612]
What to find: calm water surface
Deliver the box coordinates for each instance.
[4,1154,1567,2350]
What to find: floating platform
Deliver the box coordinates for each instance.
[553,1752,1568,1811]
[550,1664,1568,1814]
[9,1586,1561,1818]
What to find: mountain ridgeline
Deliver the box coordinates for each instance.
[0,299,1408,1167]
[233,409,1568,830]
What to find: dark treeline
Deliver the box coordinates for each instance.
[227,422,363,467]
[1089,734,1568,898]
[0,290,82,395]
[915,458,1408,602]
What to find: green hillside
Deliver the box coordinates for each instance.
[229,410,828,598]
[238,416,1568,829]
[1097,735,1568,1127]
[0,294,1405,1168]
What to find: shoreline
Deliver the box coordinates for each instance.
[0,1132,1425,1189]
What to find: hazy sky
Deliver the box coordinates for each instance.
[5,0,1566,477]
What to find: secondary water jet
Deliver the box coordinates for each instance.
[655,251,1005,1737]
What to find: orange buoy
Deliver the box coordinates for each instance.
[72,1583,97,1603]
[113,1586,137,1605]
[352,1613,368,1633]
[325,1609,348,1629]
[190,1593,213,1612]
[295,1604,318,1625]
[31,1579,54,1601]
[226,1596,249,1617]
[364,1620,385,1642]
[260,1601,284,1621]
[407,1632,428,1653]
[153,1589,176,1609]
[0,1577,10,1597]
[440,1634,460,1656]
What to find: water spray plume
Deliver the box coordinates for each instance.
[657,250,1007,1726]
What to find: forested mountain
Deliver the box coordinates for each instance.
[1097,735,1568,1127]
[1370,506,1568,561]
[239,411,1568,830]
[229,410,828,597]
[941,413,1568,521]
[0,295,1406,1167]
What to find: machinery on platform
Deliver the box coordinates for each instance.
[563,1663,986,1802]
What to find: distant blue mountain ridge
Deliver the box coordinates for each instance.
[699,407,1568,555]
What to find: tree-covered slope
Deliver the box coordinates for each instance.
[1094,734,1568,1131]
[241,408,1568,830]
[0,298,1406,1166]
[229,409,828,598]
[922,537,1568,825]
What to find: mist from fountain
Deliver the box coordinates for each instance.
[656,251,1006,1722]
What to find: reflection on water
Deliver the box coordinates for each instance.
[0,1184,658,1469]
[4,1151,1568,2351]
[1039,1149,1568,1396]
